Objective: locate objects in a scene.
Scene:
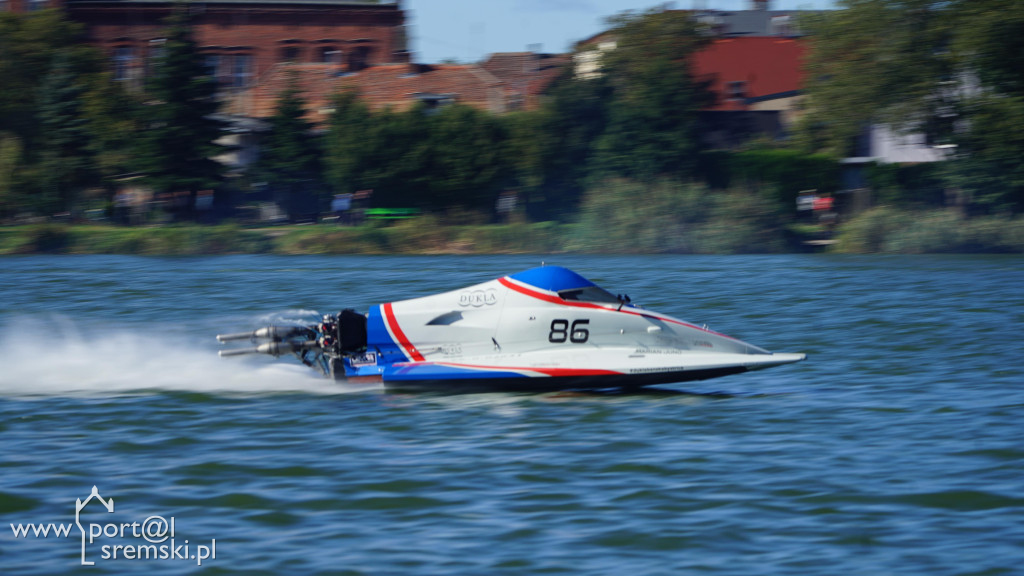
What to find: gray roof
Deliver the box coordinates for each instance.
[696,9,825,37]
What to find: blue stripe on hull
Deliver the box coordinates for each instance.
[384,364,527,382]
[365,305,407,365]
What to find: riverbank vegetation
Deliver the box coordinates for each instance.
[2,3,1023,254]
[5,206,1020,256]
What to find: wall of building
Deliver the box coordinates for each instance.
[63,2,406,92]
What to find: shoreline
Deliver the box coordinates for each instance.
[1,208,1022,255]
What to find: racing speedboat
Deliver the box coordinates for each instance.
[217,266,805,392]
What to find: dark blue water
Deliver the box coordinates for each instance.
[1,255,1022,575]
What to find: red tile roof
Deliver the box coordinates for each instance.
[233,62,507,119]
[692,36,806,110]
[480,52,570,107]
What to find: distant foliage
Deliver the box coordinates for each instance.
[835,207,1024,253]
[325,97,510,212]
[802,0,1024,213]
[0,8,133,218]
[255,75,324,221]
[37,52,95,216]
[134,6,227,217]
[730,149,840,209]
[572,178,787,254]
[594,9,713,180]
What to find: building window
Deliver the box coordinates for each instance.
[770,15,794,36]
[413,92,455,113]
[29,0,47,11]
[280,46,301,63]
[347,46,371,72]
[147,39,165,77]
[113,46,135,81]
[231,54,251,88]
[204,54,221,81]
[320,47,342,65]
[727,80,746,100]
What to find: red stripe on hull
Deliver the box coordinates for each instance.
[383,302,425,361]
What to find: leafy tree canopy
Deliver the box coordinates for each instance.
[595,9,713,179]
[801,0,1024,212]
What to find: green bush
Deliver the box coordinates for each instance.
[730,149,840,209]
[834,207,1024,253]
[572,178,787,253]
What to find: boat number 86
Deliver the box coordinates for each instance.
[549,319,590,343]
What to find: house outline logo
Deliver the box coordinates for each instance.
[75,485,114,566]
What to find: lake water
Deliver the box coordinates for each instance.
[1,255,1021,575]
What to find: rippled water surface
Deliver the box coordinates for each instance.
[1,255,1022,575]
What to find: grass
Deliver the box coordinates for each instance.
[0,221,572,256]
[2,205,1021,255]
[833,207,1024,253]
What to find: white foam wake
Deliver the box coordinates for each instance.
[0,317,381,398]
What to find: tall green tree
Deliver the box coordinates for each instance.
[425,104,509,211]
[0,9,91,149]
[595,9,713,179]
[81,72,142,193]
[255,76,324,220]
[0,131,23,218]
[37,52,96,216]
[360,104,431,208]
[135,5,226,219]
[324,89,373,196]
[0,9,111,217]
[507,71,613,220]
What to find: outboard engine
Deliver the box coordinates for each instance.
[217,309,367,381]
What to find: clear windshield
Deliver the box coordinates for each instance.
[557,286,620,304]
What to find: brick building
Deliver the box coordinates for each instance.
[1,0,59,11]
[4,1,409,115]
[4,1,571,118]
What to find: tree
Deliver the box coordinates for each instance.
[594,9,713,179]
[37,52,97,216]
[801,0,1024,212]
[81,72,142,194]
[135,4,226,220]
[0,9,110,217]
[800,1,959,156]
[949,0,1024,212]
[325,95,510,213]
[507,70,613,220]
[425,104,509,211]
[360,104,431,208]
[255,75,323,220]
[324,89,373,196]
[0,131,23,219]
[0,9,90,149]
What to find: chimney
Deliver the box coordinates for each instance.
[751,0,769,10]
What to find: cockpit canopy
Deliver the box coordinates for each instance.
[509,266,622,304]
